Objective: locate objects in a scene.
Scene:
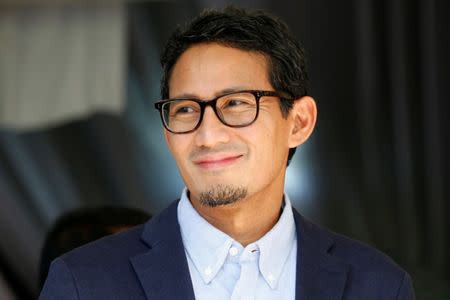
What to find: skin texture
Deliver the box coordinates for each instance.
[164,43,317,246]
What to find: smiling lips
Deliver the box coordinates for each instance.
[194,154,243,170]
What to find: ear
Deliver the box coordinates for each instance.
[287,96,317,148]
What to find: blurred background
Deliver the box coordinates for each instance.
[0,0,449,299]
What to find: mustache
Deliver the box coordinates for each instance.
[189,144,248,161]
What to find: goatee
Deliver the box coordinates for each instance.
[199,185,247,207]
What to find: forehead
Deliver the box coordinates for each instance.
[169,43,273,98]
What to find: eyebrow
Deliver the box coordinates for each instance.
[171,86,253,99]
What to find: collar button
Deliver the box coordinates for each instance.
[229,246,239,256]
[204,267,212,276]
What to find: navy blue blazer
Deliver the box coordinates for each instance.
[40,200,415,299]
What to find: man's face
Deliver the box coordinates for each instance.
[164,43,293,206]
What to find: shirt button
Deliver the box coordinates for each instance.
[268,273,275,282]
[229,247,239,256]
[204,267,212,276]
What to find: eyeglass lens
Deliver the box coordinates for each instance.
[162,92,258,133]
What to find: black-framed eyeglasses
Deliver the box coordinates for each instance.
[154,90,294,134]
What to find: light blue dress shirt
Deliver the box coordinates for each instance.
[177,188,297,300]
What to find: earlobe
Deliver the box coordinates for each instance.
[288,96,317,148]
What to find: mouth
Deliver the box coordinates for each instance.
[194,154,243,170]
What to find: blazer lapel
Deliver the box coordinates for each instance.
[294,210,349,300]
[130,201,196,300]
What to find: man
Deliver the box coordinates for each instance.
[40,7,415,299]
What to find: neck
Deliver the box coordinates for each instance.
[190,182,285,247]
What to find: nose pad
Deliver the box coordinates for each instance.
[200,106,222,127]
[194,106,230,147]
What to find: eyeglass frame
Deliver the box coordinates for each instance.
[154,90,294,134]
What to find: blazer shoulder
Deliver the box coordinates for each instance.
[41,202,182,299]
[59,223,148,268]
[331,228,403,274]
[41,224,152,299]
[58,200,180,268]
[327,227,415,298]
[298,212,409,276]
[297,214,415,298]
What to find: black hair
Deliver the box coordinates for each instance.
[160,6,309,165]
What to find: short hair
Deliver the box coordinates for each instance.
[39,206,151,289]
[160,6,309,165]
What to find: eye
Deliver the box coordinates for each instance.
[175,106,195,114]
[222,97,254,109]
[226,99,245,107]
[169,101,199,116]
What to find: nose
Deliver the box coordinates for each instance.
[194,106,230,148]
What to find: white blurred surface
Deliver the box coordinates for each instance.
[0,3,125,130]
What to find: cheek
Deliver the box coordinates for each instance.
[167,137,196,186]
[244,123,281,166]
[256,120,290,167]
[167,136,189,165]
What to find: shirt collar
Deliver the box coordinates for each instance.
[256,193,296,289]
[177,188,233,284]
[177,188,297,288]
